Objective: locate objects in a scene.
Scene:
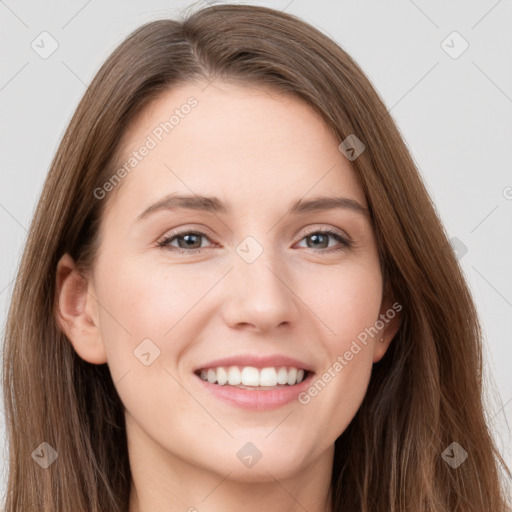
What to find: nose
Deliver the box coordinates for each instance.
[221,244,301,333]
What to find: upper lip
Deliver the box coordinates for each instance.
[194,354,314,373]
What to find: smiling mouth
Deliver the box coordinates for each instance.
[194,365,311,389]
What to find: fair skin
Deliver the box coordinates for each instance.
[56,80,398,512]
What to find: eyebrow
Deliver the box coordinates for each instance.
[136,193,369,221]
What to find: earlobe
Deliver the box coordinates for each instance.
[372,299,402,363]
[55,253,107,364]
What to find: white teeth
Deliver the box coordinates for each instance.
[198,366,309,387]
[227,366,241,385]
[277,367,288,385]
[241,366,260,386]
[259,367,278,387]
[207,369,217,384]
[287,367,297,385]
[216,366,228,385]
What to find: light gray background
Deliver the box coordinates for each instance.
[1,0,511,498]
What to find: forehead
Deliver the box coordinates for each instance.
[105,80,366,219]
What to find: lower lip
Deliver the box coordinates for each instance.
[195,372,314,411]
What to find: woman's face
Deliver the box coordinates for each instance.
[77,81,394,481]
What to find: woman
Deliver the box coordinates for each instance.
[3,3,511,511]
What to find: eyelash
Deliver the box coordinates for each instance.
[157,227,352,255]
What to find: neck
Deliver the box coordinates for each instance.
[129,473,332,512]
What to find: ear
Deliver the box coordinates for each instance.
[372,297,402,363]
[55,253,107,364]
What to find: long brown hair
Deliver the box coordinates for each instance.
[3,3,511,511]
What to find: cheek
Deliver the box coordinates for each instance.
[92,252,220,375]
[295,261,382,434]
[91,256,208,424]
[300,258,383,344]
[94,245,209,333]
